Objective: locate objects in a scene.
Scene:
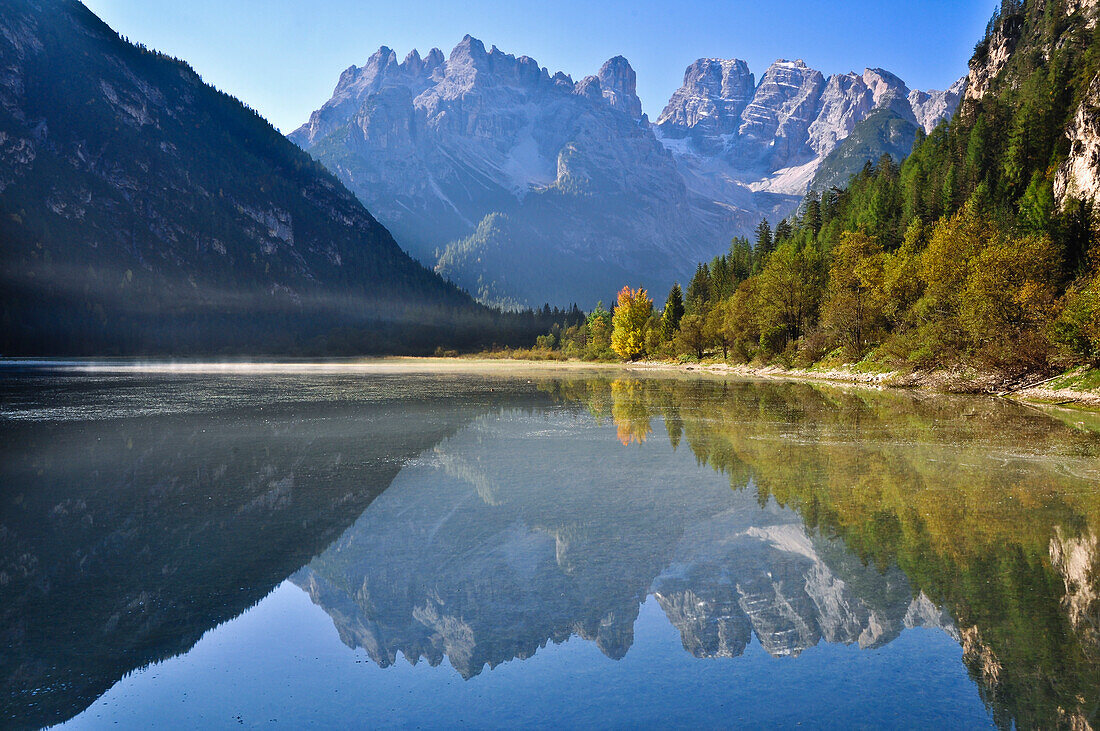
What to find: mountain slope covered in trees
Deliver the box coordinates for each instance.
[0,0,562,355]
[533,0,1100,376]
[808,108,922,193]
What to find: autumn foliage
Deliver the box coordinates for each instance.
[610,287,652,361]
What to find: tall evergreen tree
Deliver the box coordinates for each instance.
[729,237,754,282]
[685,263,712,315]
[709,255,734,300]
[775,218,794,242]
[754,219,773,255]
[803,191,822,236]
[660,283,685,339]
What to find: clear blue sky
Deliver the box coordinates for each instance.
[81,0,993,134]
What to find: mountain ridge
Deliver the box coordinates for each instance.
[0,0,526,355]
[293,38,963,307]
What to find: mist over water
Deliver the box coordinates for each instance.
[2,363,1097,729]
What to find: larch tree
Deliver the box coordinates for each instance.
[822,231,887,355]
[611,287,653,361]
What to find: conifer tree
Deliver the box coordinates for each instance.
[660,283,685,339]
[754,219,773,255]
[729,238,754,282]
[585,301,613,357]
[685,263,712,315]
[803,192,822,236]
[775,219,794,243]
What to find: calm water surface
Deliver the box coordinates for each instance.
[2,362,1098,729]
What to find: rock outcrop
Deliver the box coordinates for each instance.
[596,55,643,119]
[1055,71,1100,207]
[909,77,968,132]
[654,58,755,154]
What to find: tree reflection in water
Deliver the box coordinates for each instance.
[2,371,1097,730]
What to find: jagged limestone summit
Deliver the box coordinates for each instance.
[293,38,963,308]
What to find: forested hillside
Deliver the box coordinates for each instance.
[0,0,572,355]
[536,0,1100,375]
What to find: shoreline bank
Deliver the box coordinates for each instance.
[455,356,1100,411]
[4,355,1098,411]
[621,360,1100,410]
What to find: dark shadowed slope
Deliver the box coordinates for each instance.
[0,0,492,355]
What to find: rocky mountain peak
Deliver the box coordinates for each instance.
[861,67,916,122]
[574,75,603,102]
[369,44,398,65]
[597,55,643,118]
[450,33,488,66]
[907,76,967,133]
[290,43,438,147]
[862,68,908,102]
[773,58,808,69]
[424,47,445,67]
[654,58,754,151]
[367,46,410,84]
[734,58,826,165]
[439,36,550,91]
[551,70,574,89]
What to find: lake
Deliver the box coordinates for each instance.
[2,361,1098,729]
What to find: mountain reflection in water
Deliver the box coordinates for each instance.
[2,368,1098,730]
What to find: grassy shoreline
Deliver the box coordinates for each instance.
[459,353,1100,410]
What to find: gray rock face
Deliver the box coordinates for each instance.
[808,73,875,156]
[966,25,1016,102]
[1055,70,1100,207]
[292,39,964,307]
[655,58,755,154]
[908,76,968,132]
[734,60,826,167]
[656,57,963,201]
[597,55,643,119]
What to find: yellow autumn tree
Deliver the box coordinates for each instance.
[610,286,653,361]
